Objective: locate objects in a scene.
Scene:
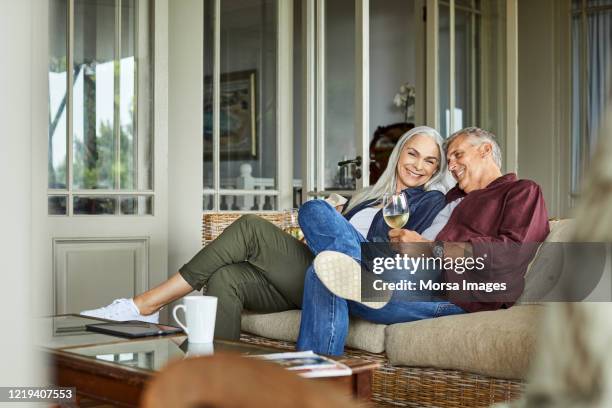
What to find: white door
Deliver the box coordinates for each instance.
[31,0,168,316]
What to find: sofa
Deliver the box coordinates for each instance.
[202,212,574,408]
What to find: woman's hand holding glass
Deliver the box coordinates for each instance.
[382,193,410,229]
[373,193,410,243]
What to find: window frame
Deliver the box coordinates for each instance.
[47,0,155,216]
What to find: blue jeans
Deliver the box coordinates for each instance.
[296,199,465,355]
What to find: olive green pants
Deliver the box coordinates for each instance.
[179,215,314,340]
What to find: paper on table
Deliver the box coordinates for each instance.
[251,350,352,378]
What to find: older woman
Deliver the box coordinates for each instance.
[82,126,453,343]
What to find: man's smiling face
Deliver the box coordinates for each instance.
[446,133,492,193]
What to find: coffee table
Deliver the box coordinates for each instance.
[40,315,379,407]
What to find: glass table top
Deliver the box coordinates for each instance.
[40,315,279,373]
[37,315,128,349]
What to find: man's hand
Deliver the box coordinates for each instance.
[388,229,432,243]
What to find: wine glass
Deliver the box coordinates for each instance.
[282,208,304,241]
[382,193,410,230]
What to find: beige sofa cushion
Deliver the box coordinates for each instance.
[521,219,575,302]
[385,305,544,379]
[546,219,574,242]
[241,310,387,353]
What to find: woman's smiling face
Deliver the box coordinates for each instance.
[395,133,440,191]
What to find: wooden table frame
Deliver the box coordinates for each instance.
[47,332,379,407]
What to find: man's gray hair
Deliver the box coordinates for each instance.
[444,127,502,169]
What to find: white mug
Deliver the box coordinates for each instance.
[172,296,217,343]
[186,341,214,358]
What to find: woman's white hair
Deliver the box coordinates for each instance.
[344,126,447,213]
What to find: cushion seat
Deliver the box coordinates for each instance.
[385,304,543,379]
[241,304,543,379]
[241,310,387,354]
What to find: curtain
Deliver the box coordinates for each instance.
[587,0,612,155]
[571,0,612,192]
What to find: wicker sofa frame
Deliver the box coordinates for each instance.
[202,212,525,408]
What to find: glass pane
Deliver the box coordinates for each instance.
[120,196,153,215]
[588,0,612,10]
[438,4,450,138]
[72,0,151,192]
[48,196,68,215]
[292,185,303,208]
[479,1,506,148]
[49,0,68,189]
[203,0,215,191]
[203,194,215,211]
[370,0,417,127]
[454,8,480,133]
[325,0,356,190]
[367,0,419,181]
[220,194,278,211]
[74,196,117,215]
[293,0,303,183]
[455,0,475,8]
[120,0,136,190]
[218,0,278,192]
[73,0,116,189]
[571,14,583,194]
[119,0,152,191]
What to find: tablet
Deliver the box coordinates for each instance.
[85,321,183,338]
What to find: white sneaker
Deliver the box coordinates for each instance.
[313,251,391,309]
[80,298,159,323]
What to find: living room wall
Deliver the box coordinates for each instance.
[1,0,44,386]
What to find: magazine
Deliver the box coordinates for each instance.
[252,350,352,378]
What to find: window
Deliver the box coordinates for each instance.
[48,0,153,215]
[438,0,507,146]
[203,0,285,212]
[571,0,612,195]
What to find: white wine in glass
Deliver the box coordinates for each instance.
[283,208,304,241]
[383,193,410,229]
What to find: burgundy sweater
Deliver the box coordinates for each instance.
[436,173,550,312]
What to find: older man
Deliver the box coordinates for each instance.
[297,127,549,355]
